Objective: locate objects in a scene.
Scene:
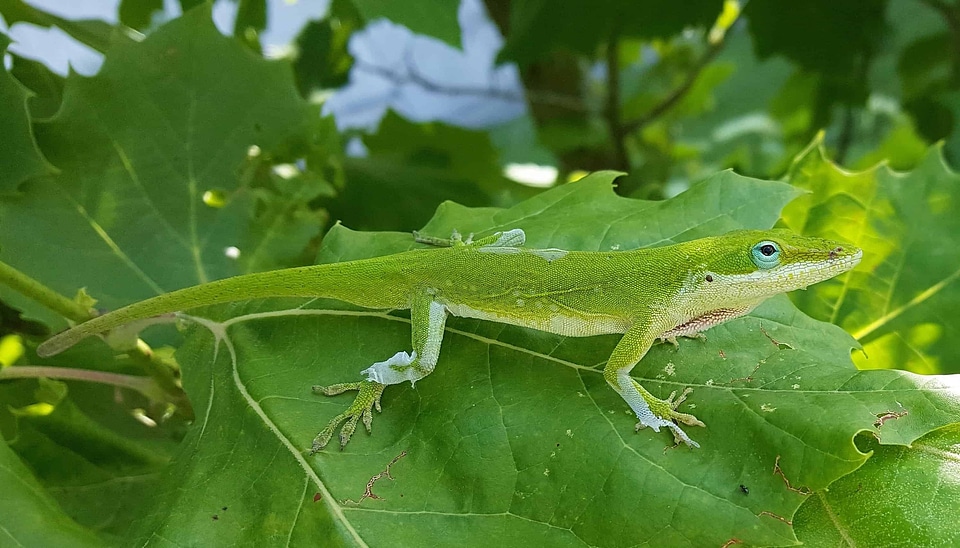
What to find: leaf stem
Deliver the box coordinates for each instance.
[0,259,94,323]
[0,260,192,418]
[0,365,168,402]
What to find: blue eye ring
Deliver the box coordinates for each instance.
[751,240,781,269]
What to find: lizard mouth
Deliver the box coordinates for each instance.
[707,247,863,300]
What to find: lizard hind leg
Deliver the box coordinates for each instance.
[311,292,447,451]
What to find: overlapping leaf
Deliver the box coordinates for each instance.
[0,6,320,329]
[0,437,102,546]
[0,32,54,195]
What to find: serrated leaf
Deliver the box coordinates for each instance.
[795,424,960,546]
[0,7,318,329]
[9,51,65,120]
[0,32,55,194]
[118,0,164,31]
[781,139,960,375]
[0,0,130,54]
[119,172,959,546]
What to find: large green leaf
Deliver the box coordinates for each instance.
[0,6,321,329]
[0,436,102,546]
[781,138,960,375]
[101,172,960,546]
[795,424,960,545]
[0,378,176,540]
[0,32,54,194]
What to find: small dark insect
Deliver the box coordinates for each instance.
[739,484,749,495]
[222,507,228,511]
[212,515,219,521]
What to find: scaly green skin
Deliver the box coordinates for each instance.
[37,228,862,450]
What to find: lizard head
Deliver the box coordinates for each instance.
[688,228,862,303]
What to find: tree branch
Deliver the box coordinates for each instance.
[605,24,629,171]
[354,58,586,112]
[620,5,744,136]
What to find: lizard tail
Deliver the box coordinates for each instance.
[36,256,411,357]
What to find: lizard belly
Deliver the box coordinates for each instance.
[442,301,629,337]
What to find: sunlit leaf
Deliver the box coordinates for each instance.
[795,424,960,546]
[781,137,960,375]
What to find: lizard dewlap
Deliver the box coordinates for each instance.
[37,228,862,450]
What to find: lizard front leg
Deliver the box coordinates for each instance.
[311,290,447,451]
[603,321,705,448]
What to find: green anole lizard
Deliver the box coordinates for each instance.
[37,228,861,450]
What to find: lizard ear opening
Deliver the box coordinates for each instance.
[750,240,781,270]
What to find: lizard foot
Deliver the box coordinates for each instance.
[310,380,386,452]
[633,384,705,448]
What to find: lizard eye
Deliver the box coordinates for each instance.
[751,240,781,269]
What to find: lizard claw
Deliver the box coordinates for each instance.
[632,383,705,447]
[310,380,385,452]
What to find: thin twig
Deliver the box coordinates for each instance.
[621,11,743,135]
[0,365,168,402]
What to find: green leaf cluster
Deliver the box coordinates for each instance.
[0,1,958,546]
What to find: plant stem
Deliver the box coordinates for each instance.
[0,260,94,323]
[0,365,168,402]
[0,260,193,418]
